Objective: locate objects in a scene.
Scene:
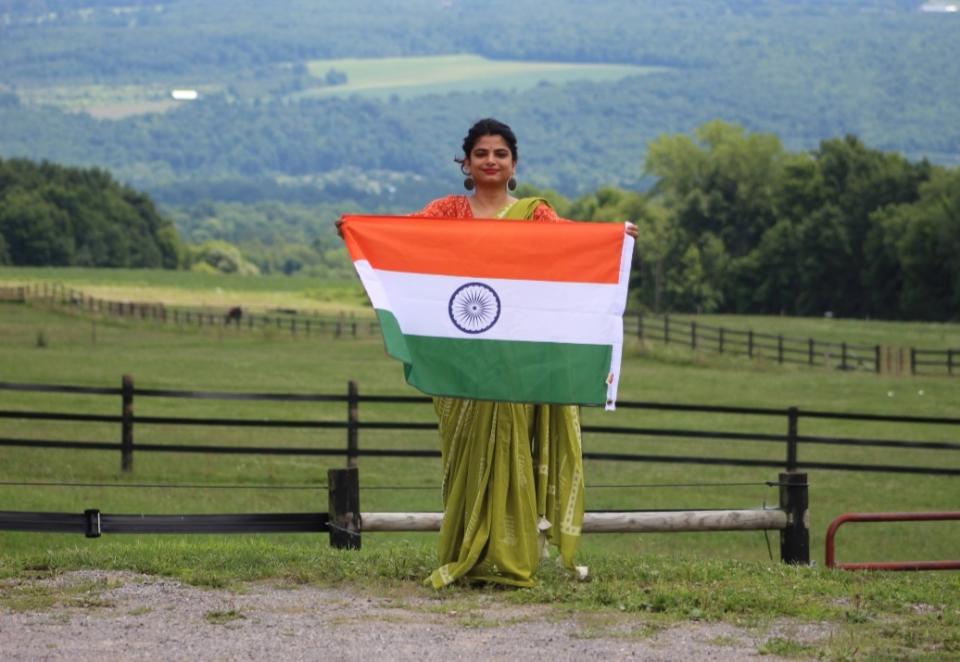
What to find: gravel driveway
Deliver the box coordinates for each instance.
[0,571,822,660]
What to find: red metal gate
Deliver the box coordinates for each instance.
[825,511,960,571]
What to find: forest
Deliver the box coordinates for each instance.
[3,122,958,321]
[0,157,181,269]
[558,123,960,321]
[2,2,958,319]
[1,0,959,209]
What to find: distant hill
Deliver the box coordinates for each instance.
[1,0,958,205]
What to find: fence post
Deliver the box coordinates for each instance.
[637,313,644,341]
[778,335,784,364]
[327,467,361,550]
[841,342,848,371]
[786,406,798,472]
[664,315,670,345]
[808,338,815,366]
[748,330,754,359]
[347,380,359,469]
[874,345,881,375]
[690,321,697,350]
[121,374,134,472]
[718,327,724,353]
[949,349,955,377]
[778,471,809,565]
[910,347,916,375]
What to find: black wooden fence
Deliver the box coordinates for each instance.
[630,313,881,372]
[16,282,959,375]
[1,377,958,476]
[22,282,375,339]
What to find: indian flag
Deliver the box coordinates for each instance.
[341,215,634,410]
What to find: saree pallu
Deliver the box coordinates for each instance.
[427,198,585,589]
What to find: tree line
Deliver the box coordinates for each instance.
[2,122,958,321]
[540,122,959,321]
[0,157,181,268]
[2,0,959,209]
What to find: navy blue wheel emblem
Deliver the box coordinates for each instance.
[449,282,501,334]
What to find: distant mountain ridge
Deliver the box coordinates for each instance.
[1,0,958,205]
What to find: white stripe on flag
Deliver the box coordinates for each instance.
[354,260,628,347]
[605,234,635,410]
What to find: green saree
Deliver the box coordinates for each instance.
[427,198,586,589]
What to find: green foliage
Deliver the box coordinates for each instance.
[876,168,960,319]
[642,124,956,320]
[166,200,355,277]
[2,2,960,208]
[188,240,260,276]
[0,157,183,268]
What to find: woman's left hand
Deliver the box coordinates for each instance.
[625,222,638,239]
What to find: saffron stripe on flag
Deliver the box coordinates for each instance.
[342,215,625,284]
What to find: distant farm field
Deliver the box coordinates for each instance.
[1,269,958,569]
[11,55,663,117]
[302,54,664,100]
[15,82,212,119]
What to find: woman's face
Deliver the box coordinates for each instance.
[465,134,516,189]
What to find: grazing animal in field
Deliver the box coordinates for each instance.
[225,306,243,325]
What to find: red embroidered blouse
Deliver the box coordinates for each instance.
[411,195,564,222]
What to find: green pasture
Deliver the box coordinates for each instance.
[0,267,368,313]
[1,296,958,565]
[2,288,959,656]
[302,54,662,100]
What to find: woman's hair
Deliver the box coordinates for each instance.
[456,118,518,170]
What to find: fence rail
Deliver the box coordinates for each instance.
[19,282,376,339]
[1,377,958,477]
[0,467,812,564]
[11,282,959,375]
[630,314,883,372]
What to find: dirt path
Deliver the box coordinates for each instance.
[0,571,824,660]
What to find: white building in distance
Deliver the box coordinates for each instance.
[920,2,959,12]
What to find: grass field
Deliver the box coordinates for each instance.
[0,267,368,313]
[301,54,663,100]
[1,293,958,557]
[2,274,959,657]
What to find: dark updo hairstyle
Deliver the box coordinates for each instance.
[456,118,518,173]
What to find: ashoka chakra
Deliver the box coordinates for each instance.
[448,282,501,334]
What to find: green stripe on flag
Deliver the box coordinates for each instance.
[376,310,611,406]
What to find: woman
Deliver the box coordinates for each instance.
[409,118,637,588]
